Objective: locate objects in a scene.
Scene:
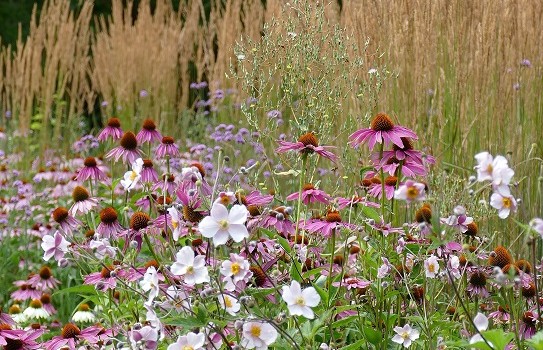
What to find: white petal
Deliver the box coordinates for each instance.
[213,231,230,246]
[228,205,248,224]
[302,287,321,307]
[210,203,229,220]
[176,247,194,265]
[199,217,220,238]
[228,224,249,242]
[473,312,488,331]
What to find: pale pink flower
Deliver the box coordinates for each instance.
[121,158,143,191]
[394,180,426,203]
[41,231,70,262]
[530,218,543,238]
[140,266,160,305]
[424,255,439,278]
[218,294,241,315]
[391,324,420,348]
[490,187,517,219]
[474,152,514,189]
[220,254,252,291]
[167,332,205,350]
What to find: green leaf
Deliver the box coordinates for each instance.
[313,283,328,307]
[163,316,207,328]
[361,325,381,346]
[339,339,368,350]
[53,284,97,296]
[361,206,380,222]
[526,330,543,350]
[470,329,514,350]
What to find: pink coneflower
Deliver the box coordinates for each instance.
[141,159,159,183]
[336,195,380,210]
[467,269,490,298]
[0,325,44,350]
[520,312,538,339]
[44,323,102,350]
[97,117,123,142]
[75,157,109,182]
[51,207,80,235]
[259,207,295,238]
[40,293,57,315]
[276,132,337,162]
[69,186,99,216]
[136,119,162,144]
[0,309,15,326]
[152,174,177,195]
[333,277,371,291]
[96,207,123,239]
[286,183,330,204]
[349,112,418,150]
[303,211,356,238]
[105,131,143,164]
[155,136,180,158]
[367,218,403,237]
[368,176,397,200]
[488,306,510,324]
[84,265,117,291]
[28,266,60,290]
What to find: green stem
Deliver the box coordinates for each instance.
[295,155,308,244]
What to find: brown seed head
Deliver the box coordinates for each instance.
[292,234,309,245]
[183,206,204,223]
[384,176,398,187]
[502,264,519,276]
[161,136,175,145]
[130,212,150,231]
[370,113,395,131]
[516,259,532,274]
[39,266,52,280]
[469,271,487,287]
[393,137,414,151]
[415,204,432,223]
[297,132,319,147]
[191,162,206,177]
[143,159,154,168]
[249,266,267,287]
[333,255,344,266]
[9,305,21,314]
[120,131,138,150]
[412,286,424,301]
[85,229,95,239]
[302,183,315,191]
[72,186,90,202]
[523,312,537,326]
[100,266,114,278]
[0,324,12,330]
[145,260,160,270]
[247,205,261,216]
[349,245,361,255]
[522,283,537,298]
[84,157,97,167]
[446,306,456,315]
[488,246,513,268]
[107,118,121,128]
[40,293,51,304]
[52,207,69,223]
[191,238,203,247]
[142,119,156,130]
[61,323,81,339]
[464,222,478,236]
[326,211,341,223]
[100,207,118,224]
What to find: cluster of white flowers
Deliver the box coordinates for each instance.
[474,152,517,219]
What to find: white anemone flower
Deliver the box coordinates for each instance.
[218,294,241,316]
[241,321,278,350]
[474,152,514,188]
[199,203,249,246]
[490,187,517,219]
[281,280,321,319]
[167,332,205,350]
[394,180,426,203]
[121,158,144,191]
[170,246,209,285]
[391,324,420,348]
[167,207,182,241]
[424,255,440,279]
[140,266,160,304]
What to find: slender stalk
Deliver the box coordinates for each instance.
[295,154,308,244]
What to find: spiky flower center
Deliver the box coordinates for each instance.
[39,266,52,279]
[145,260,160,269]
[162,136,175,145]
[250,324,262,337]
[84,157,97,167]
[61,323,81,339]
[100,207,118,224]
[29,299,43,309]
[415,204,432,223]
[502,197,512,208]
[465,222,478,236]
[130,212,150,231]
[72,186,90,202]
[142,119,156,130]
[298,132,319,147]
[523,312,537,326]
[393,137,414,151]
[516,259,532,274]
[370,113,395,131]
[183,206,204,223]
[143,159,153,168]
[107,118,121,128]
[250,266,267,287]
[41,293,51,304]
[79,303,91,312]
[9,305,21,314]
[469,271,487,287]
[52,207,69,223]
[100,266,113,278]
[326,211,341,223]
[120,131,138,150]
[489,246,513,268]
[191,162,206,177]
[385,176,398,187]
[302,183,315,191]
